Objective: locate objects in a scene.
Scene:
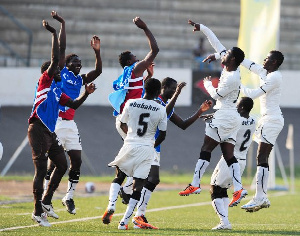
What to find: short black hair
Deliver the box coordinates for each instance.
[41,61,51,74]
[270,50,284,67]
[239,97,254,112]
[161,77,177,88]
[119,51,132,68]
[144,78,161,96]
[231,47,245,67]
[65,53,79,65]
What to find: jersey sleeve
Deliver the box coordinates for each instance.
[157,107,167,131]
[241,73,279,99]
[59,93,71,106]
[200,24,227,59]
[241,58,267,78]
[204,75,235,99]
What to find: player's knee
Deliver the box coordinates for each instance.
[144,180,157,192]
[147,175,160,187]
[200,151,211,162]
[69,169,80,182]
[112,168,126,185]
[210,185,228,200]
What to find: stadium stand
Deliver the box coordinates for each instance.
[0,0,299,69]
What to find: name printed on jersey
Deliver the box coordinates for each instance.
[242,118,255,126]
[129,101,160,112]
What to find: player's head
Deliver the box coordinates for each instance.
[144,78,161,98]
[41,61,51,74]
[263,50,284,71]
[237,97,253,115]
[119,51,137,68]
[222,47,245,67]
[161,77,177,99]
[66,53,82,75]
[40,60,61,82]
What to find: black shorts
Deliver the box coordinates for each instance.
[28,118,64,161]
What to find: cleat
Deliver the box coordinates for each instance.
[62,197,76,214]
[132,215,158,229]
[241,197,270,212]
[229,189,248,207]
[178,184,201,196]
[118,187,131,205]
[41,202,59,219]
[118,221,128,230]
[102,208,114,224]
[212,222,232,230]
[32,212,51,227]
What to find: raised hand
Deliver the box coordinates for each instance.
[42,20,56,33]
[133,17,147,30]
[146,63,155,77]
[90,35,100,51]
[203,54,216,63]
[188,19,200,32]
[199,100,213,113]
[51,11,65,23]
[203,76,212,83]
[175,82,187,95]
[85,83,97,94]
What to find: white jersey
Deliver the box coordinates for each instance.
[234,116,256,159]
[200,24,241,110]
[120,98,167,146]
[241,58,282,116]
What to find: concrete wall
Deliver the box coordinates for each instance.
[0,67,298,108]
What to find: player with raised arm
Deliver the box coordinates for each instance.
[28,19,96,227]
[178,20,247,207]
[102,78,167,230]
[43,11,102,215]
[108,17,159,139]
[240,51,284,212]
[119,77,212,229]
[209,97,256,230]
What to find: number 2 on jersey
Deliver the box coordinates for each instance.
[137,113,150,136]
[239,129,251,152]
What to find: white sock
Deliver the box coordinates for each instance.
[65,181,77,200]
[229,162,243,192]
[108,183,121,210]
[212,198,229,225]
[123,177,134,195]
[135,187,152,217]
[44,179,50,192]
[255,166,269,199]
[222,197,230,218]
[191,159,209,187]
[120,198,139,225]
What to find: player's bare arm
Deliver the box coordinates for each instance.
[43,20,59,78]
[154,130,166,148]
[165,82,186,116]
[65,83,96,110]
[51,11,66,69]
[203,54,216,63]
[120,122,128,134]
[170,99,212,130]
[83,35,102,84]
[144,63,155,82]
[133,17,159,77]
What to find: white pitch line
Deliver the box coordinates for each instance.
[0,191,288,232]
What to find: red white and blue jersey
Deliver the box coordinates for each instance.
[29,71,70,132]
[154,95,174,152]
[59,66,83,120]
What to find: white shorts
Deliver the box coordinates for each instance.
[55,118,82,151]
[151,152,160,166]
[205,109,241,145]
[108,144,154,179]
[116,115,127,140]
[254,115,284,145]
[210,156,246,189]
